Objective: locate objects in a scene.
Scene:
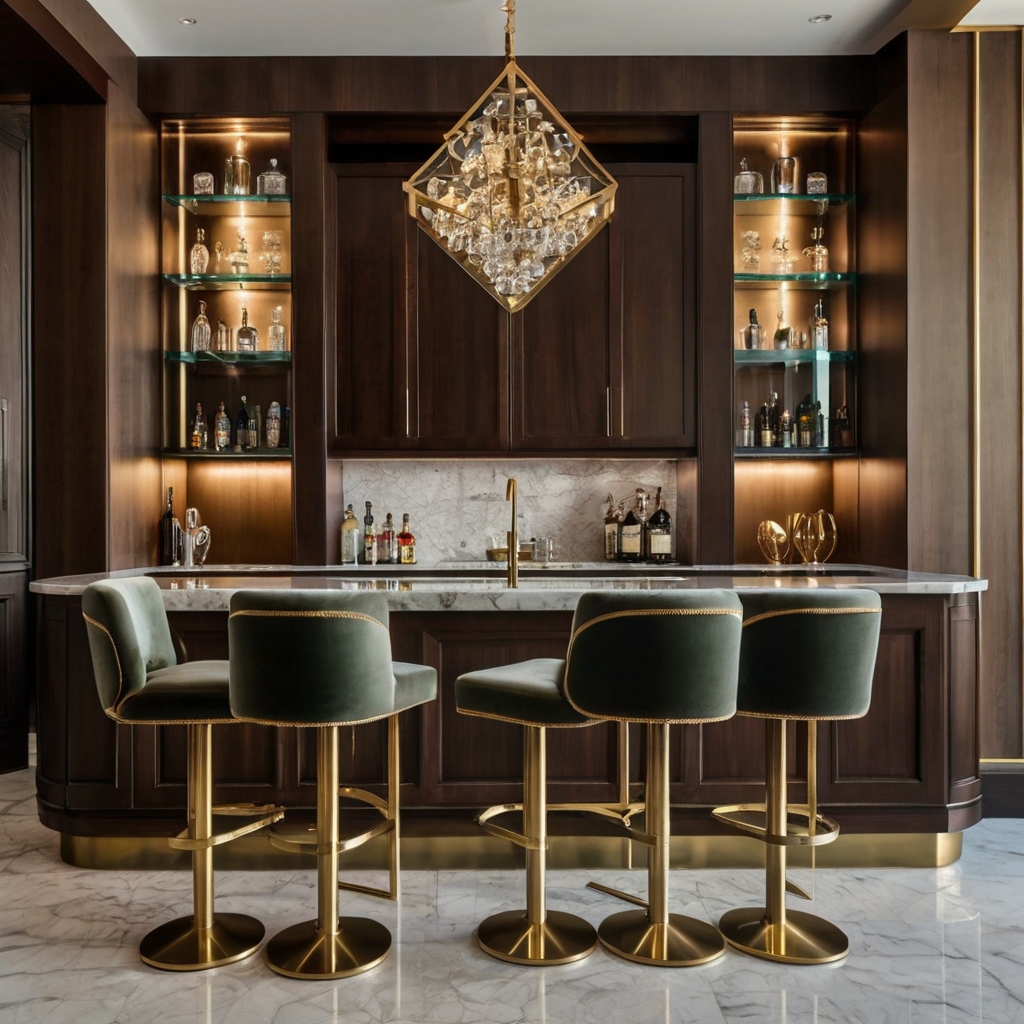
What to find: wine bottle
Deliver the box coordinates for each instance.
[647,486,672,563]
[159,487,179,566]
[235,396,249,451]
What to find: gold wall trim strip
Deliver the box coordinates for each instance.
[1020,27,1024,758]
[61,830,963,872]
[973,29,982,583]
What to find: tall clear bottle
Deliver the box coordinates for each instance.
[190,228,209,275]
[647,486,673,563]
[214,402,231,450]
[340,504,360,564]
[190,300,211,352]
[268,306,287,351]
[603,494,621,561]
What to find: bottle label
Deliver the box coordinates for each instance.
[399,543,416,564]
[620,525,641,554]
[649,533,672,555]
[604,523,618,559]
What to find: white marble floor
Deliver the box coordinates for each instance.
[2,762,1023,1024]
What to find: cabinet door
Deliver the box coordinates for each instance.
[512,163,697,450]
[0,109,28,560]
[331,166,411,451]
[0,572,28,773]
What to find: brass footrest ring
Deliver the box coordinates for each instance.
[476,910,597,966]
[711,804,840,847]
[719,906,849,965]
[139,913,264,971]
[266,917,391,979]
[598,910,726,967]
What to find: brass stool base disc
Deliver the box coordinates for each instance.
[598,910,726,967]
[477,909,597,965]
[719,907,849,965]
[265,917,391,979]
[139,913,265,971]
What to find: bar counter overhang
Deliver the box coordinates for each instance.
[31,563,985,871]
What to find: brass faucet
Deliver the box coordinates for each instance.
[506,477,519,589]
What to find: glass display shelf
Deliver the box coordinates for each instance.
[163,195,291,217]
[162,273,291,291]
[734,272,856,289]
[733,193,854,207]
[164,447,292,460]
[735,447,857,459]
[735,349,855,367]
[165,350,292,366]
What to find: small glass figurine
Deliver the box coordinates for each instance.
[229,227,249,275]
[215,319,230,352]
[230,136,251,195]
[213,240,224,271]
[769,235,798,271]
[803,221,830,272]
[259,230,283,276]
[741,230,761,271]
[257,159,288,195]
[190,300,211,352]
[806,171,828,194]
[190,227,209,275]
[268,306,287,351]
[733,158,763,195]
[193,171,214,195]
[236,304,258,351]
[265,401,282,448]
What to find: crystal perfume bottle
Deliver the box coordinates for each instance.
[803,222,830,272]
[190,227,209,275]
[236,305,258,351]
[734,158,763,195]
[810,298,829,350]
[268,306,286,351]
[193,171,214,195]
[214,402,231,450]
[257,158,287,195]
[190,300,211,352]
[230,136,251,195]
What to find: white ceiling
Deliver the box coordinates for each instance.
[85,0,931,58]
[960,0,1024,24]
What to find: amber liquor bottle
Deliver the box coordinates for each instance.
[363,501,377,565]
[398,514,417,564]
[647,487,673,563]
[617,497,643,563]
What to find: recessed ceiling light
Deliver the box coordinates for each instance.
[808,14,832,23]
[179,16,197,25]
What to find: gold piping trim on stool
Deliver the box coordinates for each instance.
[229,609,388,630]
[742,607,881,628]
[456,706,597,729]
[82,613,125,714]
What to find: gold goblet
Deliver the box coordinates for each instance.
[791,510,837,569]
[757,520,790,566]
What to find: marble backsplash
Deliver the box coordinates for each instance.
[341,460,679,565]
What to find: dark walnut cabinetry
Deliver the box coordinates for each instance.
[331,163,696,455]
[36,593,979,837]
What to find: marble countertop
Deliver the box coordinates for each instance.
[29,563,987,610]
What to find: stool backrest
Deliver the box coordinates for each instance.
[228,590,397,725]
[563,590,743,723]
[82,578,178,717]
[737,589,882,720]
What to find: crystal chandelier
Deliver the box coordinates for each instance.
[402,0,617,312]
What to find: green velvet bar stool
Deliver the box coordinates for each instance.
[228,590,437,980]
[564,590,743,967]
[714,589,882,965]
[82,577,283,971]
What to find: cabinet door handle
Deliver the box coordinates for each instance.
[1,398,7,512]
[606,387,611,437]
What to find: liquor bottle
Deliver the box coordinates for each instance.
[159,487,179,566]
[235,396,249,451]
[379,513,398,564]
[780,409,793,448]
[810,298,829,350]
[603,493,621,561]
[773,308,793,349]
[190,227,209,275]
[737,400,754,448]
[248,404,261,449]
[758,400,773,448]
[340,504,360,564]
[214,402,231,450]
[769,391,780,445]
[617,495,643,563]
[647,486,672,563]
[190,300,211,352]
[363,501,377,565]
[216,319,230,352]
[398,514,417,564]
[268,306,287,351]
[265,401,281,448]
[236,305,258,352]
[190,402,208,449]
[741,308,762,350]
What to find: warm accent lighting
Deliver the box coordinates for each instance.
[402,0,617,312]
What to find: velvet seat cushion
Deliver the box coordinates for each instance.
[115,661,234,723]
[456,658,593,728]
[736,589,882,720]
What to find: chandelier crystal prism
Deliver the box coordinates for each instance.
[402,1,617,312]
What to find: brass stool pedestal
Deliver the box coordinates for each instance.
[140,914,265,971]
[266,917,391,980]
[719,907,848,965]
[599,911,726,967]
[478,909,597,966]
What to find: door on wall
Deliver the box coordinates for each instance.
[0,105,31,772]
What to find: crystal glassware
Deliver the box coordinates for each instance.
[189,227,209,275]
[734,158,763,195]
[257,159,287,195]
[741,230,761,271]
[769,235,798,271]
[190,301,211,352]
[259,230,283,276]
[771,156,796,194]
[230,136,251,195]
[216,319,230,351]
[236,304,258,351]
[265,401,282,448]
[229,227,249,275]
[806,171,828,194]
[268,306,287,351]
[192,171,214,195]
[802,222,830,272]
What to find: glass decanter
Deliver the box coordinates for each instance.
[803,220,829,272]
[236,304,258,351]
[229,227,249,275]
[189,227,209,275]
[259,230,283,276]
[190,300,211,352]
[734,157,763,195]
[268,306,287,351]
[257,158,287,195]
